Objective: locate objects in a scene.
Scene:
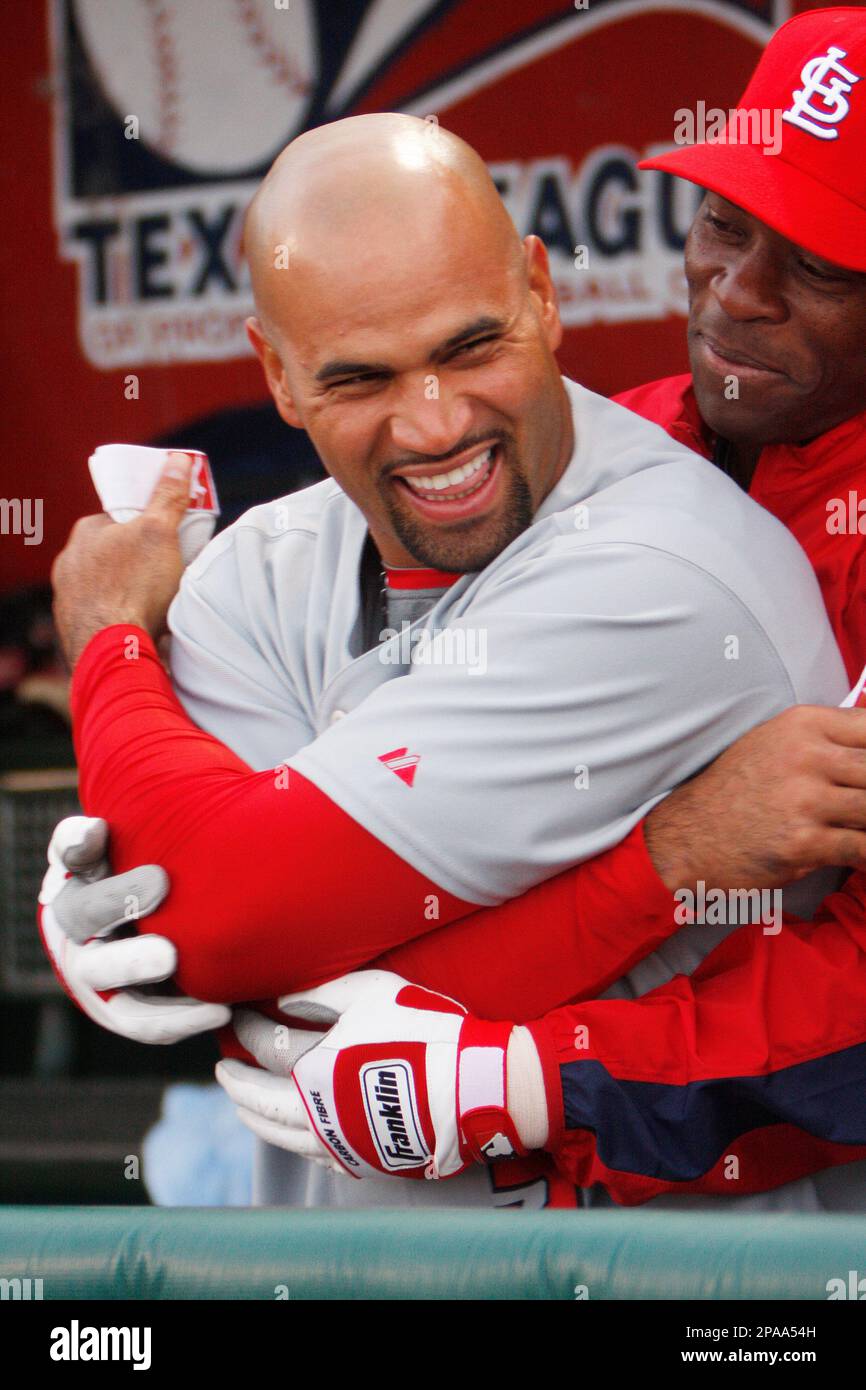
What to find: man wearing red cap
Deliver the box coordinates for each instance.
[628,3,866,683]
[534,3,866,1205]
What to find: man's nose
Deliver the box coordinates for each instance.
[388,375,475,457]
[712,248,787,324]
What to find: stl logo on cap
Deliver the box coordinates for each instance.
[783,44,861,141]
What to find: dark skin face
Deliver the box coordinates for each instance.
[685,192,866,480]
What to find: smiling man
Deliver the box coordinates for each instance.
[241,118,568,578]
[43,102,850,1214]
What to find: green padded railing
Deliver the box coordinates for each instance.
[1,1207,865,1299]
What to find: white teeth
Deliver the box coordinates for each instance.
[401,447,493,496]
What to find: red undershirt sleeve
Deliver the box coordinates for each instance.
[70,625,681,1014]
[374,821,679,1019]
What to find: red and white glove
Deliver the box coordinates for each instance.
[38,815,230,1044]
[217,970,549,1179]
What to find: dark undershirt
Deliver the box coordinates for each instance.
[712,435,759,492]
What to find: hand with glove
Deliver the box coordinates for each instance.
[38,814,230,1044]
[217,970,551,1179]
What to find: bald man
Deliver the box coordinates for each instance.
[45,113,846,1211]
[242,116,566,578]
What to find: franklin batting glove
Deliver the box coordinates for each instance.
[217,970,549,1179]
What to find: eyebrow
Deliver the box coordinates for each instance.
[314,315,508,384]
[797,248,861,279]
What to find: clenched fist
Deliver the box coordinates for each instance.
[52,454,192,669]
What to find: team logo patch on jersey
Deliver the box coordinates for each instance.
[361,1061,429,1169]
[378,748,420,787]
[783,45,860,141]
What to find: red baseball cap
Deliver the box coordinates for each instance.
[640,7,866,271]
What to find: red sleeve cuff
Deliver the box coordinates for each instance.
[526,1015,565,1155]
[70,623,159,724]
[621,817,678,919]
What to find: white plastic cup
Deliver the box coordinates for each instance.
[88,444,220,566]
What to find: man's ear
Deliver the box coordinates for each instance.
[246,317,302,427]
[522,236,563,354]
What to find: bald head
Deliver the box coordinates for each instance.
[242,113,570,575]
[244,113,524,345]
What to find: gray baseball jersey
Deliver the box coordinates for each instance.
[168,375,850,1211]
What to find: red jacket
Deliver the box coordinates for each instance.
[621,374,866,685]
[522,377,866,1203]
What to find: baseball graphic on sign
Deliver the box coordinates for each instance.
[73,0,317,175]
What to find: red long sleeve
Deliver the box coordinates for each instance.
[70,625,680,1016]
[376,820,678,1020]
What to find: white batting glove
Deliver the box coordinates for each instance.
[217,970,548,1180]
[218,1024,345,1177]
[38,815,230,1044]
